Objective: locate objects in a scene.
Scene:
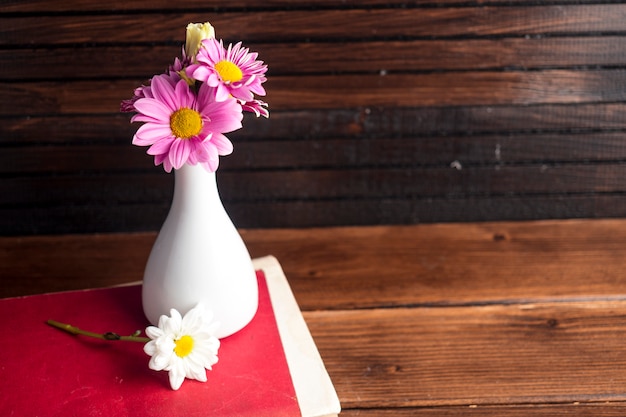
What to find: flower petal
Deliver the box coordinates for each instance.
[209,133,234,155]
[168,367,186,390]
[133,123,172,146]
[168,139,191,170]
[150,75,179,111]
[133,98,171,122]
[147,137,174,156]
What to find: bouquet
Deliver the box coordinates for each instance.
[121,22,268,173]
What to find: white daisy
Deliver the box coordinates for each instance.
[143,303,220,390]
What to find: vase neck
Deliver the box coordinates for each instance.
[171,163,220,208]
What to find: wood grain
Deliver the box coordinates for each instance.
[6,104,626,145]
[3,70,626,116]
[3,6,626,45]
[307,301,626,407]
[242,220,626,310]
[5,37,626,80]
[4,219,626,307]
[5,1,626,234]
[3,0,617,13]
[7,192,626,235]
[338,404,626,417]
[5,164,626,207]
[6,131,626,174]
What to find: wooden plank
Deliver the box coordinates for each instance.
[229,193,626,228]
[338,404,626,417]
[5,37,626,80]
[266,70,626,109]
[3,0,616,13]
[3,219,626,306]
[5,104,626,146]
[3,70,626,115]
[0,232,156,296]
[0,203,169,237]
[306,301,626,407]
[0,145,150,174]
[5,191,626,235]
[3,6,626,45]
[0,173,173,206]
[4,131,626,174]
[5,163,626,208]
[6,166,626,235]
[243,220,626,309]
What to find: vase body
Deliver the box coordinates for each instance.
[142,163,258,339]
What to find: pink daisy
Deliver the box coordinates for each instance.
[131,73,243,172]
[186,38,267,103]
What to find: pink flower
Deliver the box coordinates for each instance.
[187,38,267,103]
[241,98,269,118]
[131,74,243,172]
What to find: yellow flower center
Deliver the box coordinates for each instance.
[170,108,203,139]
[174,335,194,357]
[215,60,243,83]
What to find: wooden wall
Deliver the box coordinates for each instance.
[3,0,626,235]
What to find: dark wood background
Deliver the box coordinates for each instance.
[3,0,626,235]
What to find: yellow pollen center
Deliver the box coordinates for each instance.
[170,108,203,139]
[174,335,194,357]
[215,60,243,83]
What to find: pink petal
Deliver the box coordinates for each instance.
[207,73,221,88]
[189,65,213,85]
[155,153,173,173]
[205,156,219,173]
[214,84,232,102]
[174,79,195,109]
[199,161,213,172]
[134,123,172,145]
[228,87,254,103]
[169,139,191,170]
[241,99,269,118]
[210,133,234,155]
[131,113,162,124]
[202,38,225,63]
[147,137,174,155]
[134,98,171,122]
[150,75,178,111]
[204,99,243,133]
[196,82,214,101]
[249,82,266,96]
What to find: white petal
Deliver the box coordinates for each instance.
[187,362,208,382]
[168,367,186,390]
[145,326,163,340]
[143,340,157,355]
[149,352,171,371]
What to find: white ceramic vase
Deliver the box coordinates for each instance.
[141,163,258,339]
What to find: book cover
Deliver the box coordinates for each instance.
[0,255,340,417]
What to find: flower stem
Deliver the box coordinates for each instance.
[46,319,150,342]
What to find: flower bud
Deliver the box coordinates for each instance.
[185,22,215,59]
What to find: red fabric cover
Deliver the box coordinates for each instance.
[0,271,300,417]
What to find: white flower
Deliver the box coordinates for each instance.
[185,22,215,59]
[143,303,220,390]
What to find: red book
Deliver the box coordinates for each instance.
[0,256,340,417]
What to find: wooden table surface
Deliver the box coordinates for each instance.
[3,218,626,415]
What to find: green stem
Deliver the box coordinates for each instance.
[46,319,150,343]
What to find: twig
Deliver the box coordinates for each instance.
[46,319,150,342]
